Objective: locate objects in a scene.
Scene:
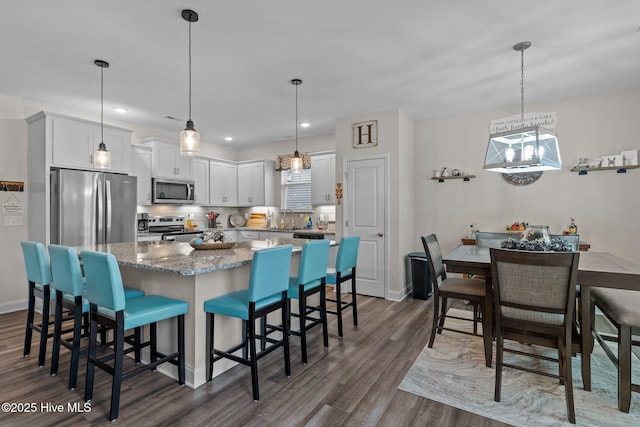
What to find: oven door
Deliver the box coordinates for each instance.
[152,178,195,204]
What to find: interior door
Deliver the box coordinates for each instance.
[345,156,386,298]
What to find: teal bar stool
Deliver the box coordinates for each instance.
[285,240,331,364]
[204,245,293,401]
[81,250,187,421]
[20,241,55,367]
[326,236,360,338]
[48,244,145,390]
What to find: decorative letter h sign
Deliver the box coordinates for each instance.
[352,120,378,148]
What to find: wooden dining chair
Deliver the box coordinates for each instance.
[590,287,640,413]
[491,248,580,424]
[421,235,487,355]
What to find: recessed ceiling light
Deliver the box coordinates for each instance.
[300,122,310,128]
[113,107,127,114]
[224,136,233,142]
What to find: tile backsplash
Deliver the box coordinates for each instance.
[138,204,335,230]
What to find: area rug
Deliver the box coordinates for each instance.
[398,309,640,426]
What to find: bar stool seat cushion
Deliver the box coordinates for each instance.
[591,287,640,327]
[288,277,322,299]
[326,268,352,284]
[204,290,282,320]
[96,295,188,330]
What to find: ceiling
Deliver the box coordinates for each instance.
[2,1,640,147]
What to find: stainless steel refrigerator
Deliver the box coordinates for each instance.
[50,169,137,246]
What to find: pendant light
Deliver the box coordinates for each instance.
[290,78,303,173]
[94,59,111,169]
[484,41,562,173]
[180,9,200,156]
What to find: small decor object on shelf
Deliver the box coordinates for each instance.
[566,217,578,235]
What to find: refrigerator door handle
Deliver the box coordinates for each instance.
[105,178,112,243]
[96,175,104,244]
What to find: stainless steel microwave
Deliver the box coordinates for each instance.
[152,178,195,204]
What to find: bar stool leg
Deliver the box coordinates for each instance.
[24,283,36,357]
[68,298,83,389]
[282,295,291,377]
[299,293,308,364]
[351,273,358,328]
[37,286,51,367]
[248,316,259,401]
[109,319,125,421]
[178,315,185,385]
[321,283,328,349]
[336,274,344,339]
[50,292,63,377]
[206,313,214,382]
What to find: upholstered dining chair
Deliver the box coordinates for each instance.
[81,250,187,421]
[20,241,55,367]
[326,235,360,338]
[590,287,640,413]
[421,234,487,350]
[491,248,580,424]
[48,244,145,390]
[204,245,293,401]
[475,231,514,248]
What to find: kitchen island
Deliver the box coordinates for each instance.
[76,238,334,388]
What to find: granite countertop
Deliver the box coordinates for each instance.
[221,227,336,235]
[77,238,335,277]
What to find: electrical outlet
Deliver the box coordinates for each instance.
[4,216,22,226]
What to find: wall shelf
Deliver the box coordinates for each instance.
[570,165,639,175]
[431,175,475,183]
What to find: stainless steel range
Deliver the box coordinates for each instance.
[149,216,203,242]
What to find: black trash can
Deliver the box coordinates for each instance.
[408,252,432,299]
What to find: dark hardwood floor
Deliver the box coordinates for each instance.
[0,291,507,426]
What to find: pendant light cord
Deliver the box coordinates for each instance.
[188,20,192,122]
[520,46,525,121]
[100,63,104,143]
[295,82,298,151]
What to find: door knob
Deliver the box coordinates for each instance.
[377,232,384,237]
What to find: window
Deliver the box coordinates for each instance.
[280,169,311,210]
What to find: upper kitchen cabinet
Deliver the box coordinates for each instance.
[209,160,237,206]
[192,157,210,205]
[141,137,193,180]
[311,153,336,205]
[30,112,131,173]
[237,160,275,206]
[132,145,153,205]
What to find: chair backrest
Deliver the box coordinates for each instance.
[20,241,52,286]
[475,232,514,248]
[48,245,84,296]
[80,250,126,311]
[550,234,579,251]
[298,240,330,285]
[490,248,579,326]
[248,245,293,303]
[421,234,445,282]
[335,236,360,273]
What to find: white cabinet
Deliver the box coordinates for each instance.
[237,161,275,207]
[311,153,336,205]
[209,160,238,206]
[132,145,153,205]
[192,157,210,205]
[143,137,193,179]
[50,115,131,173]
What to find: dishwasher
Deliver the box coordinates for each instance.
[293,232,325,240]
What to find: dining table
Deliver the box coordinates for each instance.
[442,244,640,391]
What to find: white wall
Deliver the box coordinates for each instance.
[413,87,640,261]
[0,96,29,312]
